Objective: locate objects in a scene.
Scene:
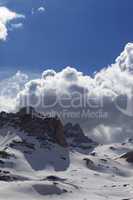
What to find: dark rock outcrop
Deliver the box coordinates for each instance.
[64,123,97,150]
[0,170,29,182]
[0,107,67,147]
[83,158,95,169]
[120,151,133,163]
[0,107,96,149]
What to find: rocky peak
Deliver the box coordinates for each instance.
[0,107,67,147]
[64,123,96,149]
[0,107,96,149]
[17,106,35,116]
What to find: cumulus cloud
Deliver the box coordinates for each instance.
[10,22,23,30]
[0,71,28,112]
[38,6,45,12]
[31,6,45,15]
[116,43,133,73]
[0,6,25,40]
[1,43,133,143]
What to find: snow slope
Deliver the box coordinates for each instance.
[0,128,133,200]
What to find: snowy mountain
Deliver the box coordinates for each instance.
[0,108,133,200]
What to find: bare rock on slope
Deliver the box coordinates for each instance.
[64,123,97,150]
[0,107,67,147]
[120,151,133,163]
[47,117,67,147]
[18,107,68,147]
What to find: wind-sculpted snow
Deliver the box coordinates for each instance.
[0,123,133,199]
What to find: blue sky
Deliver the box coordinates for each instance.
[0,0,133,77]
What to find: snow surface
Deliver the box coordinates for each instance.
[0,128,133,200]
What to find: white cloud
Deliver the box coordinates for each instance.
[10,23,23,30]
[31,6,45,15]
[0,6,25,40]
[31,8,34,15]
[116,43,133,72]
[1,43,133,143]
[0,71,28,112]
[38,6,45,13]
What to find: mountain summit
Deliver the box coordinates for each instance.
[0,107,68,147]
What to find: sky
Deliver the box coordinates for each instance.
[0,0,133,78]
[1,0,133,142]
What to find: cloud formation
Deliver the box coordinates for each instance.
[116,43,133,73]
[0,6,25,40]
[38,7,45,12]
[1,43,133,143]
[31,6,45,15]
[0,71,28,112]
[10,23,23,30]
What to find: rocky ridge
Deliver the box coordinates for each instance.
[0,107,96,150]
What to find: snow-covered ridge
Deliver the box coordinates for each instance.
[0,107,133,199]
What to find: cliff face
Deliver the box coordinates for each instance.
[46,117,67,147]
[0,107,67,147]
[0,107,96,150]
[64,123,97,149]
